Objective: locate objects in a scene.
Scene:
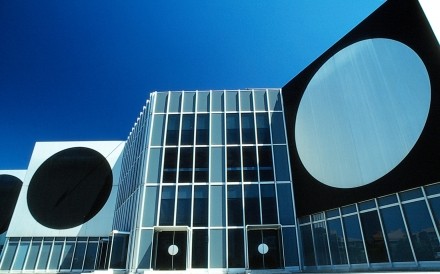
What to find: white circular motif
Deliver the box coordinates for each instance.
[258,243,269,255]
[168,244,179,256]
[295,38,431,188]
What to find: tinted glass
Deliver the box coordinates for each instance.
[268,90,282,111]
[343,215,367,264]
[196,114,209,145]
[226,91,238,111]
[261,184,278,224]
[227,147,241,182]
[211,91,224,111]
[60,242,75,270]
[197,92,209,112]
[378,194,398,206]
[36,242,52,270]
[183,92,195,112]
[72,242,86,269]
[300,225,316,266]
[273,145,290,181]
[254,90,267,111]
[151,115,165,146]
[137,230,153,269]
[142,186,159,227]
[192,230,208,268]
[360,211,389,263]
[163,148,177,183]
[228,229,245,267]
[240,91,253,111]
[154,92,167,113]
[429,197,440,233]
[227,185,243,226]
[226,114,240,144]
[210,147,225,182]
[168,92,181,112]
[180,114,195,145]
[314,222,331,265]
[83,242,98,270]
[166,114,180,146]
[178,147,193,183]
[159,186,175,225]
[270,112,285,144]
[277,183,295,225]
[258,146,273,181]
[193,186,208,227]
[244,185,261,225]
[210,186,226,227]
[241,113,256,144]
[256,113,271,144]
[242,146,258,182]
[176,186,192,226]
[400,188,423,201]
[327,218,348,265]
[25,241,41,270]
[211,113,224,145]
[210,229,226,268]
[146,148,162,183]
[195,147,209,182]
[1,242,17,270]
[12,242,29,270]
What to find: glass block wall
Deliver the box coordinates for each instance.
[127,89,299,271]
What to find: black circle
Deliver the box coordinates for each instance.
[0,175,23,234]
[27,147,113,229]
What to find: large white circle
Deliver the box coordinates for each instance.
[168,244,179,256]
[295,38,431,188]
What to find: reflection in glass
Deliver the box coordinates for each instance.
[268,90,282,111]
[146,148,162,184]
[256,113,271,144]
[197,92,209,112]
[142,187,159,227]
[380,206,413,262]
[210,186,225,226]
[241,113,255,144]
[283,227,299,266]
[258,146,273,181]
[429,197,440,233]
[300,225,316,266]
[242,146,257,182]
[36,242,52,270]
[196,114,209,145]
[228,229,245,267]
[273,145,290,181]
[195,147,209,182]
[327,219,348,265]
[178,147,193,183]
[254,90,268,111]
[151,115,165,146]
[60,242,75,270]
[166,114,180,146]
[227,147,241,182]
[277,184,295,225]
[210,229,226,268]
[159,186,176,225]
[183,92,195,112]
[25,241,41,270]
[0,241,18,270]
[227,185,243,226]
[240,91,253,111]
[314,222,331,265]
[83,242,98,270]
[154,92,167,113]
[163,148,177,183]
[360,211,388,263]
[245,184,261,225]
[12,241,30,270]
[343,215,367,264]
[176,186,192,226]
[226,91,238,111]
[210,147,225,182]
[180,114,195,145]
[211,114,224,145]
[261,184,278,224]
[72,242,86,269]
[192,230,208,268]
[270,112,285,144]
[226,114,240,144]
[193,186,209,227]
[168,92,181,112]
[211,91,224,112]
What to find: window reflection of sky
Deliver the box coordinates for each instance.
[295,38,431,188]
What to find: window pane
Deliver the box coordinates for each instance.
[142,186,159,227]
[12,241,29,270]
[193,186,209,227]
[196,114,209,145]
[176,186,192,226]
[403,200,440,261]
[256,113,271,144]
[228,229,245,267]
[0,242,18,270]
[72,242,86,269]
[226,114,240,144]
[210,147,225,182]
[227,185,243,226]
[314,222,331,265]
[109,234,129,269]
[226,91,238,111]
[178,147,193,183]
[151,114,165,146]
[273,145,290,181]
[360,211,388,263]
[163,148,177,183]
[25,241,41,270]
[258,146,274,181]
[211,113,224,145]
[168,92,181,112]
[327,219,348,265]
[165,114,180,146]
[261,184,278,224]
[343,215,367,264]
[137,230,153,269]
[277,184,295,225]
[244,184,261,225]
[400,188,423,201]
[195,147,209,182]
[36,242,52,270]
[146,148,162,184]
[242,146,257,182]
[380,206,413,262]
[210,186,226,227]
[192,230,208,268]
[180,114,195,145]
[83,242,98,270]
[60,242,75,270]
[48,242,63,269]
[426,183,440,196]
[254,90,268,111]
[283,227,299,266]
[241,113,256,144]
[270,112,285,144]
[378,194,398,206]
[183,92,195,112]
[210,229,226,268]
[211,91,224,111]
[429,197,440,233]
[227,147,241,182]
[159,186,175,225]
[197,92,209,112]
[300,225,316,266]
[268,90,282,111]
[154,92,168,113]
[240,91,253,111]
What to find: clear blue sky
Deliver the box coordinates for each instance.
[0,0,384,169]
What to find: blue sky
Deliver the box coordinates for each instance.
[0,0,383,169]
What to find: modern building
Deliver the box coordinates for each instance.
[0,0,439,273]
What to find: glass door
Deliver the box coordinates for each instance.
[247,226,283,269]
[152,230,187,270]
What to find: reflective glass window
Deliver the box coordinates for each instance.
[314,222,331,265]
[244,184,261,225]
[358,200,376,211]
[159,186,175,225]
[176,186,192,226]
[168,92,181,112]
[277,183,295,225]
[192,229,208,268]
[429,197,440,233]
[258,146,274,181]
[165,114,180,146]
[137,230,153,269]
[273,145,290,181]
[242,146,258,182]
[228,229,245,267]
[241,113,256,144]
[178,147,193,183]
[240,91,253,111]
[400,188,423,201]
[343,215,367,264]
[193,186,209,227]
[211,91,224,111]
[25,241,41,270]
[210,229,226,268]
[211,114,224,145]
[326,209,340,218]
[0,241,18,270]
[197,92,209,112]
[183,92,195,112]
[378,194,398,206]
[72,242,86,269]
[196,114,209,145]
[254,90,268,111]
[341,205,356,215]
[36,242,52,270]
[403,200,440,261]
[142,186,159,227]
[83,242,98,270]
[226,91,238,111]
[60,242,75,270]
[227,147,241,182]
[154,92,167,113]
[227,185,243,226]
[270,112,285,144]
[327,218,348,265]
[300,225,316,266]
[109,234,129,269]
[210,186,226,227]
[151,115,165,146]
[226,114,240,144]
[180,114,195,145]
[380,206,413,262]
[425,183,440,196]
[195,147,209,182]
[12,241,29,270]
[256,113,271,144]
[268,90,282,111]
[146,148,162,184]
[163,148,177,183]
[261,184,278,224]
[360,211,389,263]
[283,227,299,266]
[210,147,225,182]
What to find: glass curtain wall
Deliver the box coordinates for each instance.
[134,89,299,271]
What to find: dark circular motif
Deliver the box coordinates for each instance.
[27,147,112,229]
[0,175,23,234]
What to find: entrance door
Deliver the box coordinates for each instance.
[247,227,283,269]
[152,230,187,270]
